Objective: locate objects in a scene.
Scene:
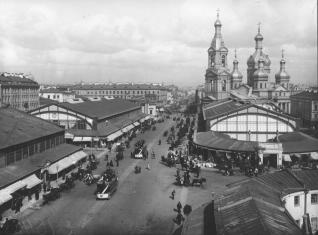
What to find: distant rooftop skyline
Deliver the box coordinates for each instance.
[0,0,316,87]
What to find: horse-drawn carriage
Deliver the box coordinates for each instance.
[83,173,100,185]
[135,166,141,174]
[59,176,75,191]
[42,187,61,205]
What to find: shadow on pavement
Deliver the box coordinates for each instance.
[172,225,183,235]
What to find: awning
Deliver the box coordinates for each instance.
[144,115,152,120]
[121,124,134,133]
[139,118,146,123]
[106,131,123,142]
[22,174,43,189]
[3,181,27,194]
[65,132,74,139]
[283,154,292,162]
[310,152,318,160]
[68,150,87,164]
[73,137,83,142]
[82,137,92,142]
[0,191,12,206]
[47,151,85,174]
[133,121,140,127]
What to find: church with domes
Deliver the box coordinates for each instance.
[204,12,292,114]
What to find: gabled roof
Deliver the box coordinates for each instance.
[0,107,63,150]
[203,99,251,120]
[33,98,141,121]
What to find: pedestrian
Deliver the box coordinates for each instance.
[177,201,182,213]
[196,165,201,178]
[116,158,119,167]
[171,189,176,200]
[109,160,114,167]
[146,162,150,170]
[254,167,258,177]
[105,154,108,161]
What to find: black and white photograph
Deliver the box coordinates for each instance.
[0,0,317,235]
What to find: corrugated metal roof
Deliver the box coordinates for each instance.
[0,107,63,150]
[0,144,81,188]
[278,132,318,153]
[59,99,140,120]
[194,131,259,152]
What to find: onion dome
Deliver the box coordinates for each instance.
[253,58,268,80]
[231,49,243,80]
[275,49,290,83]
[247,23,271,68]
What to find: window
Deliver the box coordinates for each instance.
[315,105,318,111]
[221,55,226,67]
[311,217,318,231]
[222,80,226,91]
[311,194,318,204]
[260,83,262,89]
[48,95,50,99]
[6,152,15,165]
[294,195,300,206]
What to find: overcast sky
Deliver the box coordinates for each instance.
[0,0,316,87]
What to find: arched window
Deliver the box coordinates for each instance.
[222,80,226,91]
[260,83,262,89]
[221,55,226,67]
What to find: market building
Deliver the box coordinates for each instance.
[290,89,318,128]
[0,107,87,218]
[182,169,318,235]
[0,72,39,111]
[29,97,150,146]
[70,83,169,104]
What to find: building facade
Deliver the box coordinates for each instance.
[70,83,169,104]
[204,14,293,114]
[290,90,318,128]
[0,72,40,111]
[39,88,75,103]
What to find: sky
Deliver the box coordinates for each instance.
[0,0,316,88]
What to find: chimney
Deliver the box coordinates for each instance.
[301,213,312,235]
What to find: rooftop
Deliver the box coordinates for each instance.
[0,144,81,188]
[278,131,318,153]
[40,88,75,94]
[35,98,141,121]
[0,73,39,88]
[71,83,168,91]
[0,107,63,150]
[195,131,259,152]
[290,90,318,100]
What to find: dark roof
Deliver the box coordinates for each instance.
[0,73,39,88]
[71,83,168,91]
[290,90,318,100]
[0,144,81,188]
[215,197,301,235]
[194,131,259,152]
[39,96,58,106]
[68,112,147,137]
[0,107,63,150]
[58,99,140,120]
[278,132,318,153]
[292,169,318,190]
[203,99,252,120]
[40,88,74,94]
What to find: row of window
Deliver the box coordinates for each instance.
[83,90,161,95]
[1,88,38,94]
[4,135,65,166]
[294,194,318,206]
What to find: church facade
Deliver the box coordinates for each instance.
[204,13,292,113]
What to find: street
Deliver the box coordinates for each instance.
[16,117,246,235]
